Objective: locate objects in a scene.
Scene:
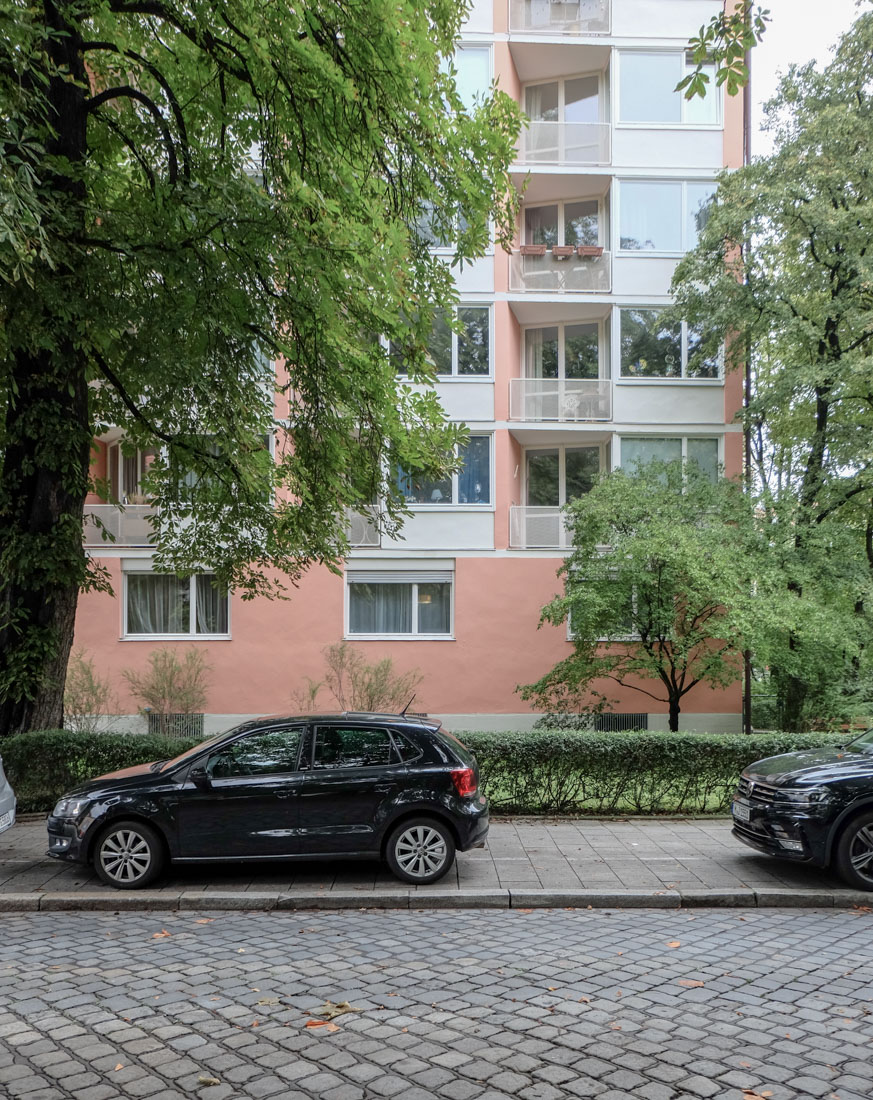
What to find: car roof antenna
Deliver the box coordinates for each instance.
[400,694,416,716]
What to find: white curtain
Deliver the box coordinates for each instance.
[127,575,188,634]
[195,576,228,634]
[349,583,413,634]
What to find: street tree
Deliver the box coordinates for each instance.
[519,463,770,732]
[671,7,873,728]
[0,0,521,734]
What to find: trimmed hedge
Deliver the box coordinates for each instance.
[2,729,202,813]
[1,726,848,816]
[460,729,846,815]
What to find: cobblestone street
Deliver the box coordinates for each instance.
[1,907,872,1100]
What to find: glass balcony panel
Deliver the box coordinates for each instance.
[345,506,381,548]
[509,506,571,549]
[509,379,612,421]
[517,122,610,166]
[509,0,611,35]
[508,249,612,293]
[83,504,155,547]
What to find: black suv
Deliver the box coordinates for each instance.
[732,728,873,890]
[47,713,489,889]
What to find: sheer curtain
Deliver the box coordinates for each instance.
[458,437,490,504]
[127,575,188,634]
[349,583,412,634]
[195,576,228,634]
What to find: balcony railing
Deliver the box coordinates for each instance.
[516,122,610,166]
[83,504,155,547]
[510,506,572,550]
[509,378,611,422]
[345,506,380,548]
[509,0,611,35]
[508,248,611,293]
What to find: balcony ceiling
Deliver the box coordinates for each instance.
[507,42,610,84]
[508,299,611,326]
[508,425,613,446]
[512,172,611,204]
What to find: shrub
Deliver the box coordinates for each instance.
[123,647,212,725]
[321,642,423,713]
[64,648,118,734]
[2,729,202,813]
[459,729,846,815]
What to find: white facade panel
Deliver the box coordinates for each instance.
[382,511,494,552]
[461,0,493,33]
[449,255,495,294]
[612,0,723,41]
[613,382,725,426]
[433,382,495,422]
[612,128,723,170]
[611,255,677,297]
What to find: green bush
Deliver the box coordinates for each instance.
[460,729,846,815]
[1,729,202,813]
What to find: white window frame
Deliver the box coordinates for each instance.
[122,570,231,640]
[617,435,722,479]
[524,442,608,507]
[345,571,455,641]
[399,432,494,510]
[523,319,607,381]
[615,178,716,256]
[523,70,605,124]
[451,43,492,111]
[616,50,721,129]
[523,197,605,248]
[615,308,722,382]
[395,305,493,380]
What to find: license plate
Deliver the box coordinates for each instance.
[0,809,13,831]
[732,800,750,823]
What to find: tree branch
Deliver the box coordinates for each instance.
[86,85,178,184]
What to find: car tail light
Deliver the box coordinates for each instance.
[450,767,477,797]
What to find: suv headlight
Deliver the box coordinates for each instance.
[776,786,830,806]
[52,797,90,819]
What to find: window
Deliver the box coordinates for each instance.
[523,74,602,161]
[526,445,602,506]
[618,180,715,253]
[125,573,229,636]
[398,435,491,505]
[525,322,602,380]
[619,309,719,379]
[207,727,302,779]
[396,307,490,377]
[107,443,157,504]
[347,573,453,637]
[312,726,395,769]
[620,437,719,482]
[618,52,719,125]
[524,199,601,248]
[453,46,491,110]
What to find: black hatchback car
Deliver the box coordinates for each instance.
[47,713,489,889]
[732,728,873,890]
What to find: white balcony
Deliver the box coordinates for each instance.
[509,0,611,35]
[510,506,572,550]
[345,507,380,548]
[517,122,610,167]
[508,249,611,294]
[83,504,155,547]
[509,379,611,422]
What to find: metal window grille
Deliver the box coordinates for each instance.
[146,713,205,739]
[594,713,648,732]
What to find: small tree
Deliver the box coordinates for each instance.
[520,463,767,732]
[123,648,212,732]
[64,648,118,734]
[320,642,423,714]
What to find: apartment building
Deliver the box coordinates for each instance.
[76,0,746,733]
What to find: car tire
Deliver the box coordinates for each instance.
[834,810,873,891]
[93,820,165,889]
[385,817,456,885]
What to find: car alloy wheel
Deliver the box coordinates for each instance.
[386,817,455,885]
[835,810,873,891]
[94,821,164,889]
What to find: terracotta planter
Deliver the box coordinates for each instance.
[577,245,604,258]
[519,243,547,256]
[551,245,575,259]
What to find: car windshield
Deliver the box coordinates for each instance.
[845,728,873,753]
[157,727,236,772]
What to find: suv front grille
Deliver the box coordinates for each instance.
[737,777,781,804]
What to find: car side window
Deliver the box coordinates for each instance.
[312,726,394,769]
[206,727,302,779]
[391,731,422,762]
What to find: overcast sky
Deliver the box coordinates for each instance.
[752,0,864,153]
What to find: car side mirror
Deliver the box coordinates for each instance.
[189,764,211,789]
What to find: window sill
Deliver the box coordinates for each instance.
[615,122,722,131]
[403,504,494,511]
[122,634,231,642]
[345,633,455,642]
[399,375,493,383]
[616,250,684,259]
[615,377,723,386]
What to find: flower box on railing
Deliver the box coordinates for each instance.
[551,245,575,259]
[519,243,547,256]
[577,245,604,258]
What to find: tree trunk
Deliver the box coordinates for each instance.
[668,695,680,732]
[0,3,91,736]
[780,672,808,734]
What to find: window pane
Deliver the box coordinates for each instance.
[620,53,681,123]
[620,182,682,251]
[565,448,600,500]
[313,727,393,769]
[527,450,560,506]
[620,309,681,377]
[621,437,682,469]
[195,575,228,634]
[349,583,412,634]
[564,76,599,123]
[458,436,490,504]
[686,183,715,247]
[208,728,301,778]
[564,200,599,247]
[684,59,718,125]
[565,323,599,379]
[417,583,451,634]
[458,307,489,375]
[127,574,189,634]
[525,81,558,122]
[397,466,452,504]
[525,205,558,248]
[686,323,720,378]
[525,327,559,379]
[454,47,490,110]
[688,438,719,482]
[427,310,452,374]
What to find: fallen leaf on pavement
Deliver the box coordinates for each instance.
[195,919,214,925]
[198,1076,221,1087]
[517,909,533,914]
[678,979,704,988]
[609,1022,622,1030]
[152,930,171,939]
[305,1019,340,1032]
[309,1000,359,1020]
[667,941,681,948]
[114,1064,123,1071]
[257,997,279,1006]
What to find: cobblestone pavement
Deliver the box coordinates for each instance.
[1,907,872,1100]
